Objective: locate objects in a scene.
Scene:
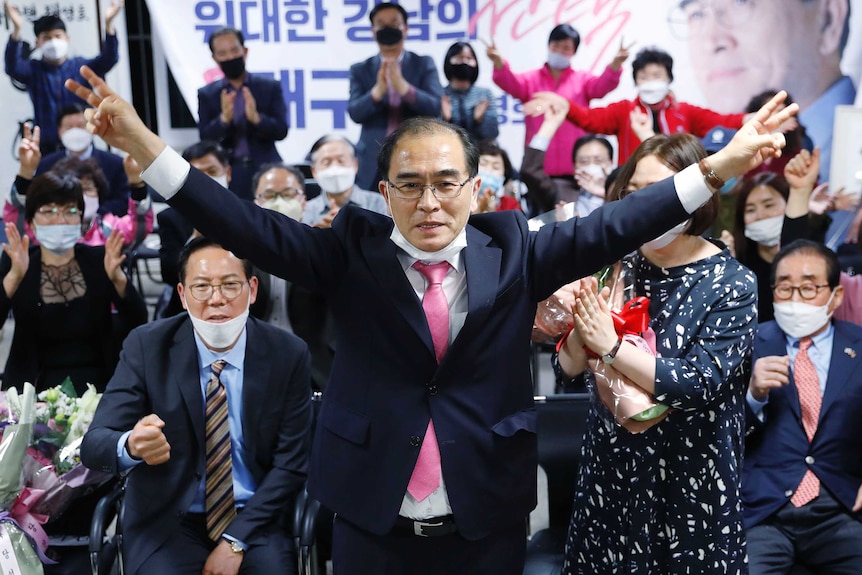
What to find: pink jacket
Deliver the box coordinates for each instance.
[493,62,621,177]
[565,95,746,167]
[836,272,862,326]
[3,197,154,247]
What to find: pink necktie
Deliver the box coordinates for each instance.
[791,337,821,507]
[407,261,450,501]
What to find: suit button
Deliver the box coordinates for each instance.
[805,456,815,465]
[176,510,185,518]
[194,472,202,480]
[410,436,421,447]
[785,490,794,498]
[428,385,438,396]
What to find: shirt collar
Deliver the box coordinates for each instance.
[192,322,248,372]
[784,320,834,351]
[66,145,94,160]
[390,225,467,272]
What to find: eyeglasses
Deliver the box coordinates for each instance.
[386,178,472,200]
[256,188,303,202]
[667,0,756,40]
[35,206,81,223]
[187,281,247,301]
[772,283,830,301]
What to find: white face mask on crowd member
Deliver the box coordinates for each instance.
[34,223,81,255]
[773,291,835,339]
[744,215,783,247]
[60,127,93,153]
[637,80,670,105]
[642,220,689,251]
[41,37,69,61]
[316,165,356,195]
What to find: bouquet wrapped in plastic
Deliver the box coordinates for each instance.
[0,383,46,575]
[24,380,111,521]
[583,258,670,433]
[0,378,112,570]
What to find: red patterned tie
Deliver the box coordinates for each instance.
[205,360,236,539]
[407,261,450,501]
[791,337,821,507]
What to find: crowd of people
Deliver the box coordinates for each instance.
[1,1,861,574]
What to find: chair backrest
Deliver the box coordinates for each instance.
[534,393,592,529]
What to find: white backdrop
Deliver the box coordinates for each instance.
[3,0,860,186]
[0,0,133,185]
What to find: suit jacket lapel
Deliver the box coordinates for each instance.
[360,232,434,355]
[760,324,803,421]
[241,319,270,478]
[819,321,860,422]
[456,226,501,345]
[171,320,207,450]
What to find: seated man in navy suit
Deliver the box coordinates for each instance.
[81,237,312,575]
[68,66,797,575]
[35,103,133,216]
[744,239,862,574]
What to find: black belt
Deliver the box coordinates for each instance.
[394,515,457,537]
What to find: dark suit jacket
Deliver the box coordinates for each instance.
[348,51,443,189]
[197,73,287,165]
[37,148,131,217]
[166,167,692,540]
[742,320,862,528]
[81,315,312,575]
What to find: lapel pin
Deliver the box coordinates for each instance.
[844,347,856,359]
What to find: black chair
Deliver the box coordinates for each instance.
[523,393,592,575]
[89,480,125,575]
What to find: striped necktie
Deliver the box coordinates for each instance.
[205,359,236,540]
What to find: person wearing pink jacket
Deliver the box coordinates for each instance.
[487,24,629,203]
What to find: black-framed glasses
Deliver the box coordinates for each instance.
[35,206,81,223]
[187,281,247,301]
[667,0,756,41]
[256,188,303,202]
[772,283,830,301]
[386,178,472,200]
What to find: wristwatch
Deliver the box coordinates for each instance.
[223,538,244,554]
[601,338,623,365]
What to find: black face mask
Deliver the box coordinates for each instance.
[375,26,403,46]
[218,56,246,80]
[449,63,478,83]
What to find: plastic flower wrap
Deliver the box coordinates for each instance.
[533,265,614,345]
[23,380,112,519]
[0,383,47,575]
[582,259,671,433]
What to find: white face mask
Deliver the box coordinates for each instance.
[34,223,80,255]
[579,164,607,181]
[211,173,229,189]
[41,38,69,61]
[262,197,304,221]
[546,51,571,70]
[638,80,670,105]
[316,165,356,195]
[185,292,250,350]
[773,291,835,339]
[60,127,93,153]
[744,215,783,247]
[642,219,688,251]
[83,195,99,221]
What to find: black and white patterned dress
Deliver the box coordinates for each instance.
[562,246,757,574]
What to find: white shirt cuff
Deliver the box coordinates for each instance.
[673,164,713,214]
[528,135,551,152]
[141,147,191,200]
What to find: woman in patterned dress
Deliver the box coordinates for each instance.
[556,133,757,574]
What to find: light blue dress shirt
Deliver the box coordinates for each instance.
[747,322,833,418]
